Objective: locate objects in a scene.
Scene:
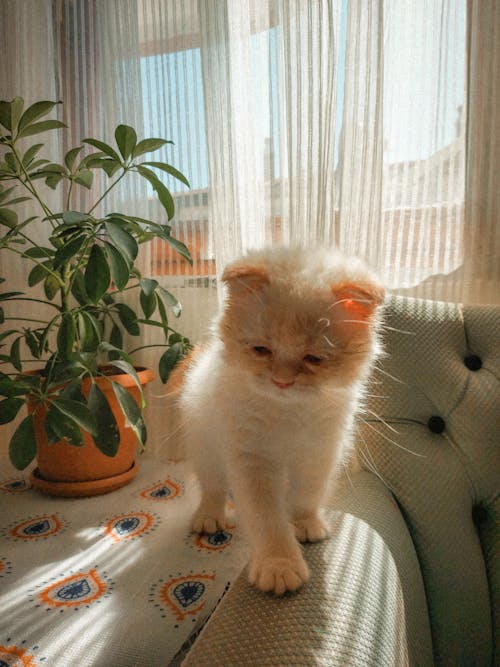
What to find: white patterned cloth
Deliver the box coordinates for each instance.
[0,457,248,666]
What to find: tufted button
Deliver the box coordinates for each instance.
[427,415,445,434]
[464,354,482,371]
[472,505,488,527]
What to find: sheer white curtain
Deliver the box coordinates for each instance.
[1,0,499,454]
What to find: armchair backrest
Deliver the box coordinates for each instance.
[359,295,500,665]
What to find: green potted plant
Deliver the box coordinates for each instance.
[0,97,192,496]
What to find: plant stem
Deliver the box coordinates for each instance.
[9,142,56,222]
[4,317,50,324]
[4,297,60,309]
[87,168,127,215]
[127,343,167,354]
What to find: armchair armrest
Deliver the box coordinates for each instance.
[182,471,433,666]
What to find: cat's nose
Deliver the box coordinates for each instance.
[272,378,295,389]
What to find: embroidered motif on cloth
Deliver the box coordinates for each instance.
[0,478,30,494]
[31,567,113,612]
[139,478,183,501]
[191,529,234,552]
[0,556,13,578]
[149,572,216,625]
[5,514,66,541]
[102,511,160,542]
[0,643,40,666]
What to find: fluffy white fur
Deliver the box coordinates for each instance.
[175,246,384,595]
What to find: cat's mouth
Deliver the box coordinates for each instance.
[272,379,295,390]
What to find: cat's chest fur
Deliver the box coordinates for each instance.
[182,339,355,459]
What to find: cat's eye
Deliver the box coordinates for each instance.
[252,345,272,357]
[303,354,322,365]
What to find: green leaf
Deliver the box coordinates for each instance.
[62,211,88,225]
[104,221,138,264]
[163,235,192,265]
[52,397,98,436]
[112,381,147,448]
[71,269,89,305]
[44,272,60,301]
[85,244,111,304]
[18,119,66,138]
[0,374,36,397]
[87,382,120,456]
[9,414,36,469]
[0,397,25,424]
[0,207,18,228]
[109,323,123,351]
[22,263,47,291]
[64,146,83,170]
[0,185,17,203]
[24,329,41,358]
[98,341,132,364]
[159,342,184,383]
[53,235,85,269]
[107,360,144,402]
[104,242,130,290]
[77,311,102,351]
[0,97,24,131]
[84,156,121,177]
[140,289,156,319]
[73,168,93,189]
[114,302,140,336]
[156,295,169,334]
[136,165,175,220]
[158,285,182,317]
[0,291,24,301]
[45,174,64,190]
[24,246,53,259]
[57,312,76,359]
[132,138,172,159]
[0,100,12,130]
[141,161,190,188]
[18,100,59,132]
[10,337,22,371]
[22,143,44,167]
[82,138,121,162]
[115,124,137,161]
[45,404,84,446]
[139,277,158,296]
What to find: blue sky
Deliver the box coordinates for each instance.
[139,2,465,192]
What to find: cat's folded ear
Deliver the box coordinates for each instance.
[222,262,270,296]
[331,281,385,318]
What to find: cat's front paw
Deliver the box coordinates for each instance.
[191,507,229,534]
[248,554,310,595]
[293,515,330,543]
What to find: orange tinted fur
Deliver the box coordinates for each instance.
[176,246,384,595]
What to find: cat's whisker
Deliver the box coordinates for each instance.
[360,419,424,457]
[379,324,416,336]
[355,437,388,486]
[364,408,400,434]
[372,365,405,385]
[322,335,336,348]
[326,297,351,312]
[159,417,189,444]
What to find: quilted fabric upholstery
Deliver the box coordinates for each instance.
[181,296,499,666]
[358,296,500,665]
[182,471,433,666]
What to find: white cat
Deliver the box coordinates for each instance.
[171,246,384,595]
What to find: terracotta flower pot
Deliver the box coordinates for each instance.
[29,367,154,497]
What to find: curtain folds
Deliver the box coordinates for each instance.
[1,0,499,455]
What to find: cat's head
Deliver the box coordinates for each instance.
[219,247,384,395]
